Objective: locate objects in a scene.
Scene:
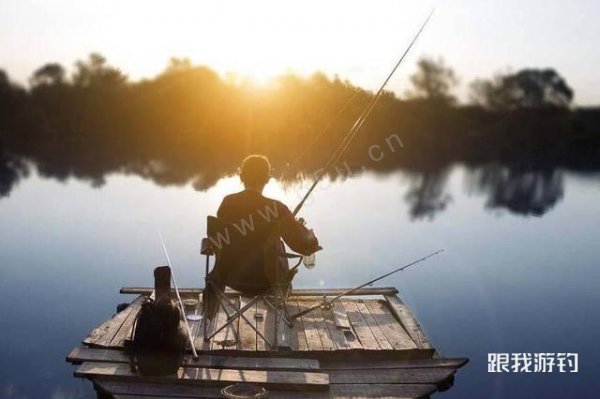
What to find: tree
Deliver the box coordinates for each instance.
[406,56,458,105]
[470,68,573,111]
[0,69,9,88]
[162,57,193,75]
[72,53,127,88]
[29,63,66,87]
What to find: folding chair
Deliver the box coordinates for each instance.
[200,216,303,349]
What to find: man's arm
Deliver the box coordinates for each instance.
[277,202,320,255]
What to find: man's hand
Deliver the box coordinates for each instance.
[306,229,322,252]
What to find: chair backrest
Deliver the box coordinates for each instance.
[206,215,283,295]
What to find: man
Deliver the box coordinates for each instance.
[217,154,320,256]
[203,154,319,317]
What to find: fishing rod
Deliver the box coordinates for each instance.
[159,234,199,360]
[284,88,361,174]
[290,249,444,320]
[292,9,435,217]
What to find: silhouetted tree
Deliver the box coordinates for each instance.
[163,57,193,75]
[29,63,66,87]
[470,68,573,110]
[72,53,127,88]
[406,56,457,105]
[0,69,9,89]
[0,55,598,220]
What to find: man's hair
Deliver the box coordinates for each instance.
[240,155,271,186]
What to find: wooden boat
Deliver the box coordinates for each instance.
[67,285,467,398]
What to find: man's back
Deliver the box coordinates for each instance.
[217,190,318,256]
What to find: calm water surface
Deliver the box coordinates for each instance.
[1,166,599,398]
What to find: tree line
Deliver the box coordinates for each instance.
[1,54,599,216]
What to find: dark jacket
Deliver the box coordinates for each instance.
[217,189,319,256]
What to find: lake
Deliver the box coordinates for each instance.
[1,164,599,398]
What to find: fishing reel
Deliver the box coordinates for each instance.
[319,297,333,311]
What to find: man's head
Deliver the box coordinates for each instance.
[240,155,271,191]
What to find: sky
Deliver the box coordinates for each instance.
[0,0,599,105]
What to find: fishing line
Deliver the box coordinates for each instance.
[290,249,444,320]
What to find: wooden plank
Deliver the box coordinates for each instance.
[96,379,329,399]
[276,307,292,350]
[210,297,239,351]
[314,308,335,351]
[121,287,398,297]
[327,303,361,350]
[289,287,398,297]
[113,396,194,399]
[223,296,241,351]
[264,299,278,350]
[183,356,321,371]
[109,299,145,348]
[297,301,323,351]
[68,347,320,370]
[331,383,437,399]
[256,298,275,351]
[364,299,416,350]
[238,296,258,351]
[322,307,350,350]
[187,295,209,352]
[83,296,145,347]
[208,303,227,350]
[332,302,350,330]
[329,368,456,384]
[67,348,127,364]
[385,294,433,349]
[113,396,196,399]
[356,301,393,350]
[184,295,202,335]
[341,301,378,350]
[95,379,222,398]
[111,395,194,399]
[287,301,308,351]
[322,357,469,370]
[192,316,211,353]
[75,362,330,390]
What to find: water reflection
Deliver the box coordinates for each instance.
[404,167,452,220]
[0,150,28,197]
[1,151,596,220]
[467,165,564,216]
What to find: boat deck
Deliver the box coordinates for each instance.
[67,287,468,398]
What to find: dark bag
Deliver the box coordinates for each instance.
[129,295,186,375]
[127,267,186,375]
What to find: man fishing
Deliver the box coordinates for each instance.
[201,154,320,323]
[217,154,320,258]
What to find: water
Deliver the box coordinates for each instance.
[1,166,599,398]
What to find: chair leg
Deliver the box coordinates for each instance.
[219,294,241,342]
[203,302,217,342]
[264,296,292,327]
[203,281,277,348]
[212,296,273,347]
[207,288,266,343]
